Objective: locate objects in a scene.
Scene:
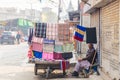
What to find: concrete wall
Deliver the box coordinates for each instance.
[81,14,90,54]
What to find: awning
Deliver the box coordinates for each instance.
[86,0,115,13]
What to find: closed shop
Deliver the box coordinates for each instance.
[101,0,119,79]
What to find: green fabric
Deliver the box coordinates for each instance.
[62,43,74,52]
[18,19,34,27]
[54,45,63,53]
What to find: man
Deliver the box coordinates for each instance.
[72,43,96,77]
[16,32,21,44]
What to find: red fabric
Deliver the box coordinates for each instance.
[32,36,43,44]
[28,51,33,59]
[74,36,83,42]
[42,52,54,60]
[27,46,33,59]
[61,60,66,71]
[42,52,63,60]
[32,42,43,52]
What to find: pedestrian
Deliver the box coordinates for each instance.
[72,43,97,77]
[16,32,21,44]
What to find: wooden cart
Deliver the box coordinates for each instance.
[34,60,67,78]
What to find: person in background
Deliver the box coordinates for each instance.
[72,43,96,77]
[16,32,21,44]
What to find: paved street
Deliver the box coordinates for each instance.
[0,43,104,80]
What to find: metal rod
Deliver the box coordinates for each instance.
[57,0,61,23]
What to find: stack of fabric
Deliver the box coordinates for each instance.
[32,41,43,59]
[31,22,47,59]
[54,41,73,60]
[28,22,74,61]
[42,39,55,60]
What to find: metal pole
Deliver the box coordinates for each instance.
[78,0,82,54]
[58,0,61,23]
[30,3,33,21]
[80,8,83,54]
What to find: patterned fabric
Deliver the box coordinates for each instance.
[58,24,70,42]
[43,39,55,44]
[62,43,74,52]
[54,45,63,53]
[32,42,43,52]
[43,44,54,52]
[46,23,58,40]
[35,23,47,38]
[42,52,63,60]
[32,36,43,44]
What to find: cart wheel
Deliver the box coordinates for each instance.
[46,67,50,78]
[34,64,37,75]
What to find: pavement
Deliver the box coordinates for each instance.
[0,42,107,80]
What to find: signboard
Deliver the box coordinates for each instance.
[18,19,34,27]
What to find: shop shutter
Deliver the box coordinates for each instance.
[101,0,119,79]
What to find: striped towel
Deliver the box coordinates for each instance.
[74,25,86,42]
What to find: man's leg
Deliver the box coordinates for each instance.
[72,62,82,76]
[72,60,90,77]
[74,62,81,72]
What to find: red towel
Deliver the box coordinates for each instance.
[61,60,66,71]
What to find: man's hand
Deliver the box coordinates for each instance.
[78,58,82,62]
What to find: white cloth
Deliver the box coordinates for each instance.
[74,60,90,72]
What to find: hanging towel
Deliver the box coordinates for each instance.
[46,23,58,40]
[35,23,47,38]
[32,42,43,52]
[60,60,70,70]
[61,60,66,71]
[86,27,97,43]
[32,36,43,44]
[58,24,70,42]
[28,28,34,43]
[62,52,73,60]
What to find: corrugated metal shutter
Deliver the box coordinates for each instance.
[101,0,119,79]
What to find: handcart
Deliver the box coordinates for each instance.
[34,60,69,78]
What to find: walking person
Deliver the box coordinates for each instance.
[16,32,21,44]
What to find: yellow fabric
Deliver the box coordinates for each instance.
[75,28,85,35]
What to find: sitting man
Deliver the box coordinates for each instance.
[72,43,96,77]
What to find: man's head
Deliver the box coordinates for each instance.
[88,43,93,49]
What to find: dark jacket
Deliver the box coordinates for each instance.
[16,34,21,39]
[82,48,97,64]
